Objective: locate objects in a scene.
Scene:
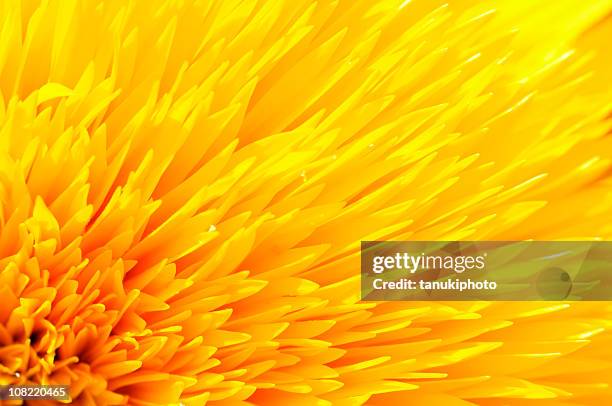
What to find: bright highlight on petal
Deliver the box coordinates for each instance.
[0,0,612,405]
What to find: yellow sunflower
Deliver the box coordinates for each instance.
[0,0,611,405]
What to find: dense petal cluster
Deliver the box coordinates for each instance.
[0,0,611,405]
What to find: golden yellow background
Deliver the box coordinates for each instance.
[0,0,611,404]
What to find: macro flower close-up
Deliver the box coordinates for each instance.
[1,0,612,405]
